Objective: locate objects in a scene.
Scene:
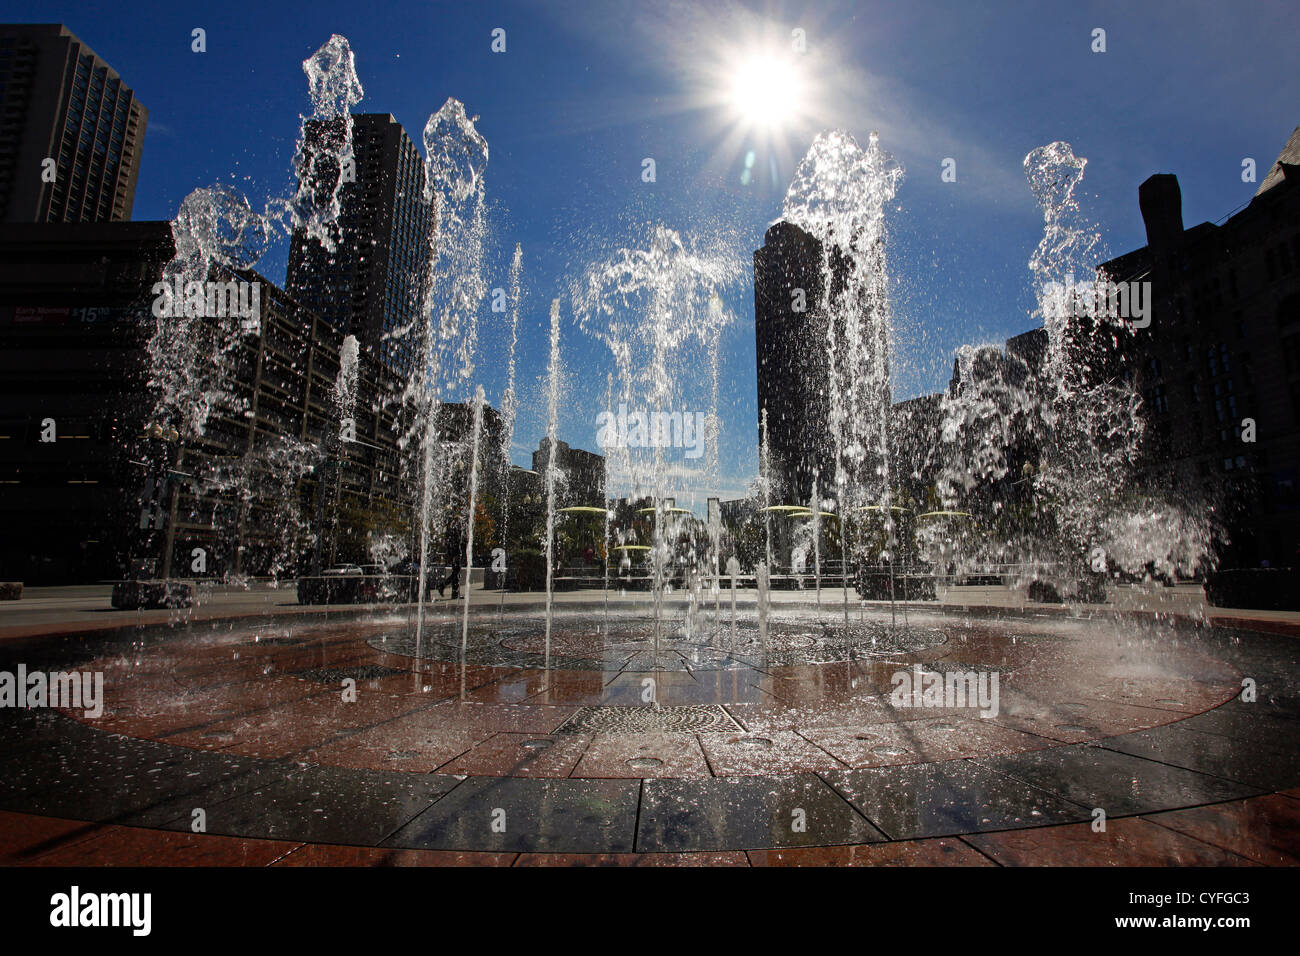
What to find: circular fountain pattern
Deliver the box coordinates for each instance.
[2,602,1296,858]
[366,611,951,670]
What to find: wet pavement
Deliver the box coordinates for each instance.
[0,599,1297,864]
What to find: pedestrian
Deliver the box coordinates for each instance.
[438,514,466,599]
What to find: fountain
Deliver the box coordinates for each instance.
[542,299,564,674]
[111,32,1244,843]
[9,21,1296,880]
[409,96,490,656]
[572,225,742,652]
[496,243,524,612]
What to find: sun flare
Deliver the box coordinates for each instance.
[727,52,804,131]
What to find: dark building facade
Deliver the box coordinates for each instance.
[754,220,833,502]
[433,401,509,520]
[754,219,893,504]
[0,24,147,223]
[286,113,433,376]
[0,221,411,584]
[0,221,169,582]
[532,437,606,509]
[1102,125,1300,567]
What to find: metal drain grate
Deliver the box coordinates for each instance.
[555,704,741,735]
[294,664,407,684]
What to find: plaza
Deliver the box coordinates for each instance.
[1,582,1296,866]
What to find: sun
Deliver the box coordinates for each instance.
[727,52,805,131]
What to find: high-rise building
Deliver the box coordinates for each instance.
[753,220,833,502]
[0,24,147,223]
[286,113,433,376]
[753,219,894,504]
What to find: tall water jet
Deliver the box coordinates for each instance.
[497,243,524,612]
[760,408,773,570]
[309,333,360,574]
[705,296,724,624]
[150,35,364,439]
[572,225,740,642]
[927,142,1215,598]
[542,299,564,673]
[461,387,484,652]
[602,372,614,627]
[782,129,904,629]
[811,471,822,606]
[409,98,489,652]
[1025,142,1214,589]
[268,35,366,250]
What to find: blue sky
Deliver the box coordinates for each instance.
[6,0,1299,500]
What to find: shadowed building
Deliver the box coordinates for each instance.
[286,113,433,377]
[1101,124,1300,567]
[0,222,410,583]
[532,437,605,509]
[753,220,833,503]
[0,24,147,223]
[754,219,894,505]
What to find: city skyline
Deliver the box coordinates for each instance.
[2,1,1300,887]
[2,1,1298,502]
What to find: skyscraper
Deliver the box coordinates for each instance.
[286,113,433,376]
[0,24,147,223]
[753,220,833,503]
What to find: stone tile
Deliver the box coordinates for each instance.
[638,774,885,851]
[965,817,1260,866]
[978,744,1263,816]
[440,733,591,778]
[514,851,749,866]
[21,825,303,866]
[161,692,434,760]
[182,764,462,845]
[1100,724,1300,791]
[0,810,106,864]
[304,718,488,774]
[0,730,261,825]
[698,729,845,775]
[747,837,994,866]
[272,844,517,866]
[802,716,1047,769]
[823,760,1091,840]
[573,733,711,779]
[381,776,640,853]
[1143,795,1300,865]
[1174,704,1300,748]
[421,700,578,734]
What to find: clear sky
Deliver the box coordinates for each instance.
[6,0,1299,500]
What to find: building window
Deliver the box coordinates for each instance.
[1280,294,1300,330]
[1151,384,1168,414]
